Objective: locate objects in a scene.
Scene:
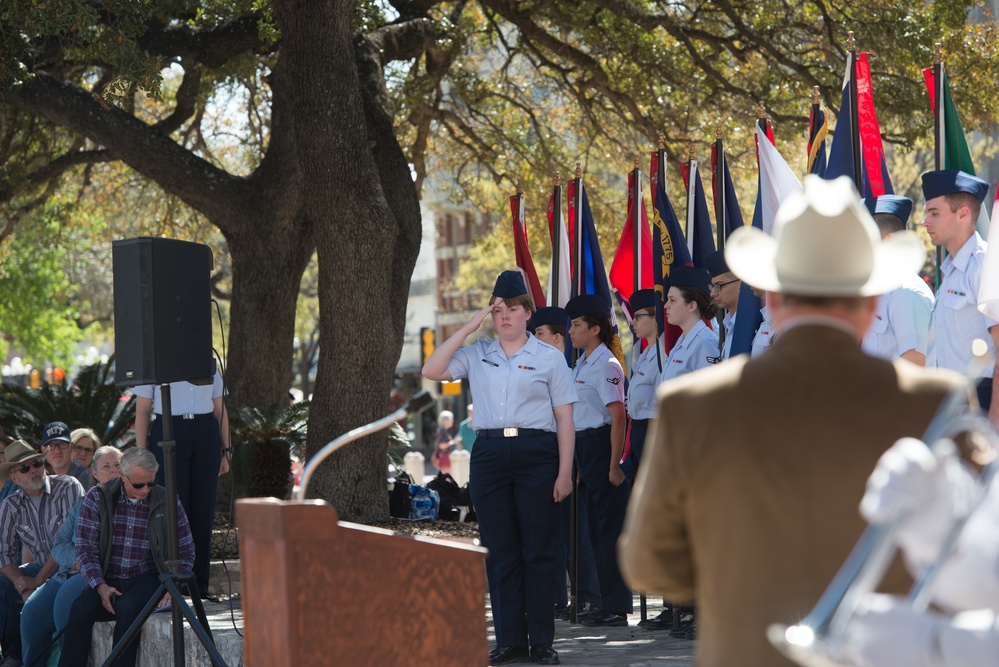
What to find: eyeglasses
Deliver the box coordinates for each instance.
[125,476,155,490]
[709,278,741,292]
[71,445,94,456]
[16,460,45,475]
[44,441,69,450]
[632,313,656,321]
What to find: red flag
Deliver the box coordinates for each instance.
[854,53,890,196]
[609,170,654,320]
[510,194,546,308]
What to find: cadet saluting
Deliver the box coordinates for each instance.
[422,270,576,666]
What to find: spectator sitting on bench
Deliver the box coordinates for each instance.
[58,448,194,667]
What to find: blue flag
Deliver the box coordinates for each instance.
[650,153,691,362]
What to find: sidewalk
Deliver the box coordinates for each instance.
[486,595,696,666]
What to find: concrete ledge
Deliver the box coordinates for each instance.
[89,561,243,667]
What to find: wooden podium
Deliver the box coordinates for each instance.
[237,498,489,666]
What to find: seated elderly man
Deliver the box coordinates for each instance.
[0,440,84,667]
[57,447,194,667]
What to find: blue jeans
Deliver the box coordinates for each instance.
[53,574,88,641]
[57,573,162,667]
[0,562,43,660]
[21,573,68,666]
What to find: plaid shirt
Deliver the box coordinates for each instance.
[75,484,195,588]
[0,474,84,568]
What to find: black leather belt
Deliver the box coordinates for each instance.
[477,428,547,438]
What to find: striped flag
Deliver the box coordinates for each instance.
[650,151,691,364]
[547,184,572,308]
[826,52,893,197]
[511,192,546,308]
[610,168,654,322]
[569,175,626,371]
[680,157,716,269]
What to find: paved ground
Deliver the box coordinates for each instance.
[485,595,696,666]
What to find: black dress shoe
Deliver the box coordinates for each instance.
[530,644,560,665]
[488,645,530,665]
[637,608,674,630]
[581,611,628,627]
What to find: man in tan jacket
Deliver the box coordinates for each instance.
[619,176,964,667]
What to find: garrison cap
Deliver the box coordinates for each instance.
[629,288,656,313]
[528,307,570,333]
[862,195,913,225]
[492,270,528,298]
[704,250,730,277]
[668,266,712,296]
[565,294,610,320]
[921,169,989,204]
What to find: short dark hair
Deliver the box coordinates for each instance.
[943,192,982,221]
[538,323,567,338]
[873,212,906,236]
[678,287,718,320]
[577,312,613,347]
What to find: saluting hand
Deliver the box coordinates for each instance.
[466,304,496,333]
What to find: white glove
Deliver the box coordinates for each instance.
[860,437,971,565]
[841,594,945,667]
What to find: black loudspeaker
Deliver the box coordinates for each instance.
[112,237,215,387]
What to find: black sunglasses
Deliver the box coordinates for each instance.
[16,460,45,475]
[125,476,155,490]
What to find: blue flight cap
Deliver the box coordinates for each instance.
[921,169,989,204]
[862,195,913,225]
[492,270,528,298]
[528,307,569,333]
[565,294,610,320]
[704,250,730,277]
[629,288,656,313]
[668,266,712,296]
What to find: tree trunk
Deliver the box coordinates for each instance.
[276,0,422,521]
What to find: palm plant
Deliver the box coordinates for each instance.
[0,356,136,447]
[228,401,309,500]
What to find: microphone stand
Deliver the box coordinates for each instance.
[102,384,228,667]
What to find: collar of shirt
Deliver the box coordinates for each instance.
[942,231,983,276]
[483,333,539,361]
[723,311,735,330]
[675,319,709,351]
[578,342,611,368]
[780,314,860,339]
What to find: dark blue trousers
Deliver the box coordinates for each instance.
[57,573,161,667]
[575,426,633,615]
[555,487,601,608]
[470,432,560,648]
[150,414,221,592]
[620,418,650,483]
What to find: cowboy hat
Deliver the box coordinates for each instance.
[0,440,44,476]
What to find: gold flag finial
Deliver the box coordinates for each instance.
[516,180,523,195]
[847,31,856,52]
[812,85,821,105]
[634,154,640,170]
[934,43,943,64]
[688,142,697,161]
[658,133,665,150]
[553,171,560,187]
[575,162,582,179]
[758,100,766,118]
[716,124,723,140]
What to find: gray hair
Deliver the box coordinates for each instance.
[120,447,159,477]
[91,445,122,470]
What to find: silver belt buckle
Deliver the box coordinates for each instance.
[503,427,518,438]
[182,413,196,420]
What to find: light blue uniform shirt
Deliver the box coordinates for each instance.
[751,307,775,358]
[572,344,625,430]
[721,311,736,360]
[862,272,934,360]
[927,233,998,376]
[447,335,576,432]
[661,319,719,382]
[627,342,660,420]
[132,369,225,415]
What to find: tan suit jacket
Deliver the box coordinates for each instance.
[619,323,963,667]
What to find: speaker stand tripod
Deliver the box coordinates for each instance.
[102,385,228,667]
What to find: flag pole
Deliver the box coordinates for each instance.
[573,162,585,299]
[807,85,822,176]
[686,142,697,262]
[633,155,642,299]
[552,172,563,302]
[655,136,667,374]
[934,43,944,289]
[847,31,863,192]
[569,161,584,626]
[714,125,726,250]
